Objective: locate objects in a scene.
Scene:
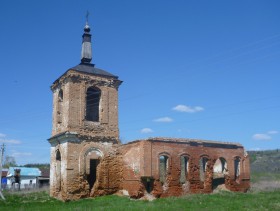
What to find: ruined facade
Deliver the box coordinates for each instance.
[48,21,250,201]
[120,138,250,198]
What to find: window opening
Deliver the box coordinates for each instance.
[180,156,189,183]
[234,157,241,180]
[55,150,61,191]
[58,90,63,102]
[56,150,61,161]
[85,87,101,122]
[57,90,63,124]
[213,158,227,177]
[199,157,208,182]
[213,158,227,189]
[159,155,169,183]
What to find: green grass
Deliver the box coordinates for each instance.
[1,190,280,211]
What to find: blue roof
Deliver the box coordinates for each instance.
[7,167,41,177]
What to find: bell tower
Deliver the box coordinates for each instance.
[50,19,122,143]
[48,18,122,200]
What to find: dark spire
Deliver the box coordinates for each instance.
[81,12,92,64]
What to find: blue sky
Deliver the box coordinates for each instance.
[0,0,279,165]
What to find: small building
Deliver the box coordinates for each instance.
[38,168,50,188]
[6,167,41,189]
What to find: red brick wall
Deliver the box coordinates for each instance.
[120,138,250,198]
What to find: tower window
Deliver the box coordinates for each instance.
[57,89,63,124]
[85,87,101,122]
[56,150,61,161]
[58,89,63,102]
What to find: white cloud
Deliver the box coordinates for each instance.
[252,133,271,141]
[0,139,21,144]
[252,130,278,141]
[153,117,173,123]
[267,130,278,135]
[172,105,204,113]
[12,152,32,157]
[140,128,154,134]
[0,133,6,138]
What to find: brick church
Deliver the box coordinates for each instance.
[48,20,250,201]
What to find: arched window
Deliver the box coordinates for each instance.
[159,155,169,183]
[199,157,209,182]
[55,150,61,191]
[85,87,101,122]
[180,156,189,183]
[234,157,241,180]
[56,150,61,161]
[57,89,63,124]
[213,157,227,176]
[213,157,228,189]
[58,90,63,102]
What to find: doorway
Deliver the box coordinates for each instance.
[88,159,99,189]
[142,177,154,193]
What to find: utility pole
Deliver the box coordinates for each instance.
[0,144,5,200]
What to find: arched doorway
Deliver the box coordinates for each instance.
[84,148,103,190]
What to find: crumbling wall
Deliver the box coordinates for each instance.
[49,135,122,201]
[119,138,250,199]
[152,158,182,198]
[90,148,123,197]
[119,141,145,198]
[50,137,250,201]
[49,142,69,200]
[224,155,251,192]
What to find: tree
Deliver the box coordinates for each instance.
[24,163,50,169]
[3,155,17,168]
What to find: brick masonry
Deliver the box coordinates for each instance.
[120,138,250,198]
[48,66,250,201]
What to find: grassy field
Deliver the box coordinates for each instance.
[1,171,279,210]
[0,189,280,211]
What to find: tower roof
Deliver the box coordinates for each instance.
[52,16,120,86]
[74,16,118,78]
[69,63,118,78]
[81,19,92,64]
